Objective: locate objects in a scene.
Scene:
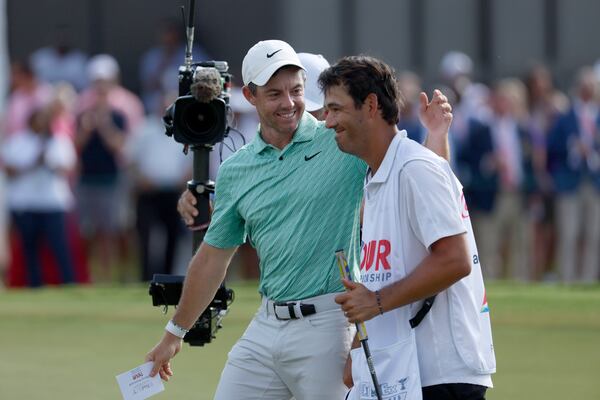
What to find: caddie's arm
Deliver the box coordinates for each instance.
[420,89,453,161]
[145,242,237,380]
[337,234,470,323]
[379,233,470,313]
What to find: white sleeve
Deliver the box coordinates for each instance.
[400,159,466,249]
[45,137,76,170]
[2,135,40,169]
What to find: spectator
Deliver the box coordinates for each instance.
[2,59,53,137]
[458,119,496,272]
[547,67,600,283]
[397,71,426,143]
[48,82,78,139]
[74,79,127,282]
[438,51,491,172]
[78,54,145,274]
[1,108,76,287]
[78,54,144,134]
[525,64,568,281]
[484,78,532,280]
[457,78,534,281]
[126,91,191,281]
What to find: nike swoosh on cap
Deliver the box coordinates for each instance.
[266,49,283,58]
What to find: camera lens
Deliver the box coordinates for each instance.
[167,95,227,145]
[182,101,221,136]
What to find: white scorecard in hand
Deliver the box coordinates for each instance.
[116,361,165,400]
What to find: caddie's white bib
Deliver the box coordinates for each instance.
[347,131,422,400]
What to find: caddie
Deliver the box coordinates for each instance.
[323,56,496,400]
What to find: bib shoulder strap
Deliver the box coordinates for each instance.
[409,295,436,328]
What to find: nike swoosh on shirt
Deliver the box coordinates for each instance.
[304,151,322,161]
[266,49,283,58]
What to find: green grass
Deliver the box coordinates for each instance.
[486,283,600,399]
[0,282,599,399]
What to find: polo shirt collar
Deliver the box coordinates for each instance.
[249,111,317,154]
[368,129,407,184]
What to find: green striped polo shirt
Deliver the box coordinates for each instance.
[204,112,366,301]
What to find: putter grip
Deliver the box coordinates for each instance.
[335,250,368,340]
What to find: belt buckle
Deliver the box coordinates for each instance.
[273,301,296,320]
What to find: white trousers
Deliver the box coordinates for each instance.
[556,182,600,283]
[214,293,354,400]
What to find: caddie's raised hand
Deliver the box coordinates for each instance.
[334,279,380,323]
[177,189,198,226]
[418,89,453,138]
[145,333,182,381]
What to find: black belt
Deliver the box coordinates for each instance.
[273,301,317,320]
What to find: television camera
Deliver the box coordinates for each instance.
[149,0,235,346]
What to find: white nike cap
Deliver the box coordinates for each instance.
[297,53,330,112]
[242,40,305,86]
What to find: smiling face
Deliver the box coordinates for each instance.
[324,84,369,157]
[244,66,305,146]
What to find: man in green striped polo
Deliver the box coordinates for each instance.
[146,39,451,399]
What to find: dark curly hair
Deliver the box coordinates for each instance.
[318,55,405,125]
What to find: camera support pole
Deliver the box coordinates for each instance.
[182,0,211,254]
[188,144,214,253]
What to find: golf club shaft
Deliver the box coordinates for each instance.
[336,250,383,400]
[360,337,384,400]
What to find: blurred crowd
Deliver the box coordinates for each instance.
[0,21,258,288]
[1,23,600,288]
[416,52,600,285]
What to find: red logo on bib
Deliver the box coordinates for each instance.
[460,192,470,219]
[360,240,391,271]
